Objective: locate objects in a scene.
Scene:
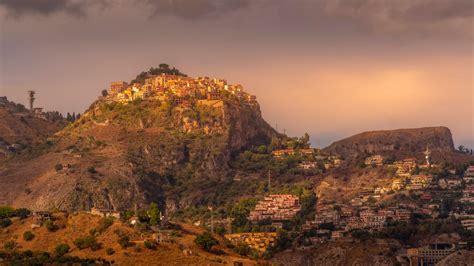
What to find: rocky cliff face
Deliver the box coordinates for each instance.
[323,126,455,158]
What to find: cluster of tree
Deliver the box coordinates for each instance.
[66,112,80,122]
[73,235,101,251]
[269,133,311,150]
[263,229,293,259]
[130,64,186,84]
[194,231,218,252]
[457,145,473,155]
[0,206,31,228]
[0,97,28,113]
[43,111,65,122]
[122,202,162,227]
[0,250,109,265]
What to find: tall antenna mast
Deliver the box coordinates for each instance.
[27,90,36,112]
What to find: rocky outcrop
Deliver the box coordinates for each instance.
[323,127,455,158]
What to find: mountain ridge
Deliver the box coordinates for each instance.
[323,126,455,158]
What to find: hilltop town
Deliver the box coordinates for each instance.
[103,64,257,108]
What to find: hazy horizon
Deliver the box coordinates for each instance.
[1,0,472,148]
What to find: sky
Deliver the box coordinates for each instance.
[0,0,473,148]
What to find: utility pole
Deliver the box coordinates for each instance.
[268,170,271,192]
[27,90,36,112]
[208,206,214,233]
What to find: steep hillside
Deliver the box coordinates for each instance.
[0,73,279,214]
[323,127,455,158]
[273,239,401,265]
[0,97,65,156]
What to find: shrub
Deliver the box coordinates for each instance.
[133,245,142,253]
[194,232,218,252]
[0,218,12,228]
[214,225,226,236]
[23,231,35,241]
[3,241,15,250]
[0,207,15,218]
[74,235,100,250]
[124,210,134,221]
[54,164,63,171]
[55,244,70,256]
[97,217,114,233]
[23,250,33,257]
[118,235,131,249]
[233,243,251,256]
[170,230,183,237]
[144,240,156,250]
[43,220,59,232]
[106,248,115,255]
[87,166,97,174]
[352,229,371,242]
[14,208,30,219]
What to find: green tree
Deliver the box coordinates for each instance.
[0,218,12,228]
[0,206,15,218]
[74,235,100,250]
[148,202,160,226]
[233,243,251,256]
[3,240,15,250]
[118,235,131,249]
[106,248,115,255]
[55,244,70,256]
[194,231,218,251]
[231,198,257,231]
[257,145,267,154]
[23,231,35,241]
[43,220,59,232]
[144,240,156,250]
[15,208,31,219]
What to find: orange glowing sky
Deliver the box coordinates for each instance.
[0,0,472,147]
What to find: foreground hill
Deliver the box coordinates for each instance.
[0,71,279,213]
[0,212,254,265]
[323,126,455,158]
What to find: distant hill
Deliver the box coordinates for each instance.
[0,97,65,156]
[323,127,455,158]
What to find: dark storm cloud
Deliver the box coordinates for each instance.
[138,0,250,20]
[0,0,110,18]
[323,0,473,33]
[2,0,471,26]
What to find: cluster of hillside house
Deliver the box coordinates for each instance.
[270,148,343,170]
[224,232,277,253]
[400,243,466,265]
[364,155,384,167]
[107,74,257,106]
[249,194,301,223]
[271,148,314,159]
